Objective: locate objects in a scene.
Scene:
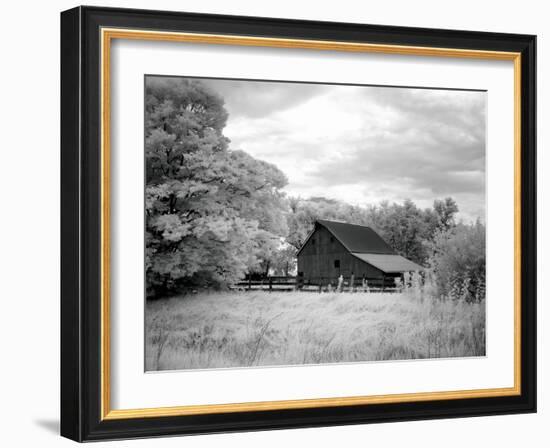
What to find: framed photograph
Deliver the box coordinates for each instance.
[60,6,536,441]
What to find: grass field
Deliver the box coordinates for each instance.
[145,291,485,371]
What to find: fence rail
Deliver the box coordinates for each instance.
[231,275,400,293]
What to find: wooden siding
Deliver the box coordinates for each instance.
[297,226,385,283]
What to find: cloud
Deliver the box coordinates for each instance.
[201,79,330,119]
[199,79,486,223]
[308,88,486,220]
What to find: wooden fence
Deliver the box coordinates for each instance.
[231,275,400,293]
[232,276,296,292]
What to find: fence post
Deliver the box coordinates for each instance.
[269,277,273,292]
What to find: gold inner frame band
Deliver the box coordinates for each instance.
[100,27,522,421]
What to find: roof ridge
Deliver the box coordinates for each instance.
[316,218,374,230]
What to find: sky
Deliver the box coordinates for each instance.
[201,78,486,223]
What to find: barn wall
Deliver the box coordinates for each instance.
[297,225,384,283]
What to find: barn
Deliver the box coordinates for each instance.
[296,219,423,288]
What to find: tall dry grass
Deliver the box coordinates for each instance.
[145,290,485,371]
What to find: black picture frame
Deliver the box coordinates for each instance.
[61,5,536,442]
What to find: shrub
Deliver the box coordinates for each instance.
[427,221,485,302]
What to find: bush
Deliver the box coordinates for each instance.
[427,221,485,302]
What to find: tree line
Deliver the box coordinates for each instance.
[145,78,485,301]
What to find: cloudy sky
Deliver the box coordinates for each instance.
[201,78,486,223]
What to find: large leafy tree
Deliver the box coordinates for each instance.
[372,199,438,263]
[145,78,287,296]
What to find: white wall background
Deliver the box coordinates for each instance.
[0,0,546,446]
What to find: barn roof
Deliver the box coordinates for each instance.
[351,253,424,273]
[316,219,396,255]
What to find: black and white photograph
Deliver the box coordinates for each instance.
[144,75,487,371]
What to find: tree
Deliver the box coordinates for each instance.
[373,199,436,264]
[433,197,459,231]
[145,78,288,296]
[269,244,297,276]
